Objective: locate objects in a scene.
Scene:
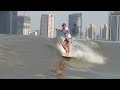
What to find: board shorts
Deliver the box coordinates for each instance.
[64,38,72,43]
[64,33,72,43]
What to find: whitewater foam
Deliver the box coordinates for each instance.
[71,41,106,64]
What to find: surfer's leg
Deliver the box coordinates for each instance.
[65,42,69,54]
[62,40,68,53]
[66,40,70,56]
[62,40,66,46]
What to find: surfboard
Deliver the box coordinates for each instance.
[62,54,73,58]
[57,43,73,58]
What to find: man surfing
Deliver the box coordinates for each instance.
[57,23,72,56]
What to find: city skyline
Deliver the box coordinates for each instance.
[18,11,108,34]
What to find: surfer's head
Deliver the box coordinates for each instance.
[62,23,66,29]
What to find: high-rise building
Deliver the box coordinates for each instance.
[17,16,31,35]
[86,24,96,40]
[40,14,55,38]
[99,24,108,40]
[85,27,89,39]
[68,13,82,38]
[102,24,108,40]
[108,11,120,41]
[0,11,17,34]
[100,25,102,39]
[96,34,99,40]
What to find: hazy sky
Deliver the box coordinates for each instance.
[18,11,108,34]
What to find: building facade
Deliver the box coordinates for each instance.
[102,24,108,40]
[17,16,31,35]
[86,24,96,40]
[108,11,120,42]
[99,24,108,40]
[100,26,102,39]
[68,13,82,38]
[40,14,55,38]
[0,11,17,34]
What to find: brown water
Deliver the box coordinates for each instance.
[0,34,120,79]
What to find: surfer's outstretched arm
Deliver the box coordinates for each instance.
[56,29,63,32]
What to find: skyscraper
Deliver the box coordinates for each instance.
[17,16,31,35]
[100,24,108,40]
[102,24,108,40]
[100,25,102,39]
[0,11,17,34]
[108,11,120,42]
[86,24,96,40]
[40,14,55,38]
[68,13,82,38]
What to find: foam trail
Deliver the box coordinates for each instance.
[56,36,106,64]
[71,41,106,64]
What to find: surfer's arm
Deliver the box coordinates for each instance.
[56,29,63,32]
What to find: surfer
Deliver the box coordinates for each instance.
[57,23,72,56]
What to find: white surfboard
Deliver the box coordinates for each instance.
[57,43,73,58]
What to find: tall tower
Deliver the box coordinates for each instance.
[86,24,96,40]
[0,11,17,34]
[68,13,82,38]
[108,11,120,42]
[17,11,31,35]
[100,25,102,39]
[40,14,55,38]
[102,24,108,40]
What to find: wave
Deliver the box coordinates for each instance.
[0,35,106,66]
[56,36,106,64]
